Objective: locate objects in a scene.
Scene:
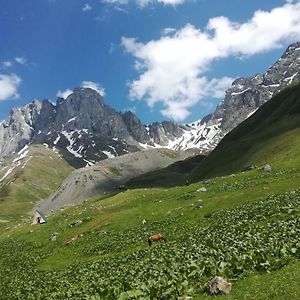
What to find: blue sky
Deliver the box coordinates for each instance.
[0,0,299,124]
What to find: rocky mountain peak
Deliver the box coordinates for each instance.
[1,42,300,165]
[0,87,185,167]
[281,41,300,59]
[169,41,300,152]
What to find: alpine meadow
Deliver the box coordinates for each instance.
[1,1,300,299]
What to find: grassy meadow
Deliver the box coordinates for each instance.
[1,84,300,299]
[0,145,73,233]
[1,161,300,299]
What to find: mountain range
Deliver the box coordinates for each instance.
[1,42,300,168]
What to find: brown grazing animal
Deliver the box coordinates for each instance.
[148,233,166,247]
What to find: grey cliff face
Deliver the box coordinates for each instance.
[218,41,300,133]
[0,88,183,167]
[0,102,41,160]
[1,42,300,164]
[122,111,149,143]
[148,121,184,146]
[174,41,300,151]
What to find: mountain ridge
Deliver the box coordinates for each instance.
[170,41,300,151]
[1,42,300,167]
[0,88,188,168]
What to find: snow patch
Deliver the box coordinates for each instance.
[67,117,77,123]
[103,150,115,159]
[0,168,14,182]
[54,135,61,145]
[231,88,251,96]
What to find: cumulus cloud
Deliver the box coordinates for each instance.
[103,0,128,5]
[1,61,12,68]
[81,81,106,96]
[0,74,21,101]
[83,4,92,11]
[104,0,185,7]
[122,1,300,120]
[15,57,27,65]
[57,81,106,99]
[161,27,176,36]
[57,88,73,99]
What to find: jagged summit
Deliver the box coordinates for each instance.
[1,42,300,166]
[0,87,185,167]
[170,41,300,151]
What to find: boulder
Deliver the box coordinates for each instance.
[202,179,214,185]
[208,276,232,295]
[50,232,58,241]
[264,164,272,172]
[68,220,83,228]
[197,187,207,192]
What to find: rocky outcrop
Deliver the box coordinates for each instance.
[38,148,190,212]
[172,42,300,151]
[208,276,232,295]
[0,88,184,167]
[1,42,300,164]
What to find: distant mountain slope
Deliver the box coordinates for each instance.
[127,154,205,188]
[190,82,300,180]
[0,145,73,228]
[0,88,187,168]
[127,82,300,187]
[171,42,300,151]
[1,42,300,168]
[39,148,192,212]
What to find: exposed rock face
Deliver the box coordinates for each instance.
[1,42,300,165]
[38,148,190,212]
[148,121,186,146]
[122,111,149,143]
[171,42,300,151]
[208,276,232,295]
[0,88,185,167]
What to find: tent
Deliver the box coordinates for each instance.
[32,210,48,225]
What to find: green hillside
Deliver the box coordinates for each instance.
[1,161,300,299]
[128,82,300,189]
[0,145,73,232]
[2,84,300,299]
[127,154,205,188]
[190,82,300,180]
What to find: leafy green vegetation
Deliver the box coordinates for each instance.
[1,163,300,299]
[2,84,300,299]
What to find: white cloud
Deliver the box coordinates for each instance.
[205,77,235,99]
[15,57,27,65]
[157,0,185,5]
[122,1,300,121]
[161,27,176,36]
[104,0,185,7]
[57,81,106,99]
[57,88,73,99]
[0,74,21,101]
[1,61,12,68]
[81,81,106,96]
[83,4,92,12]
[103,0,128,5]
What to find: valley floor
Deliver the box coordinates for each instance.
[1,162,300,299]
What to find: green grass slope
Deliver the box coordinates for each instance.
[0,145,73,231]
[190,82,300,180]
[128,82,300,189]
[127,154,205,188]
[1,163,300,299]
